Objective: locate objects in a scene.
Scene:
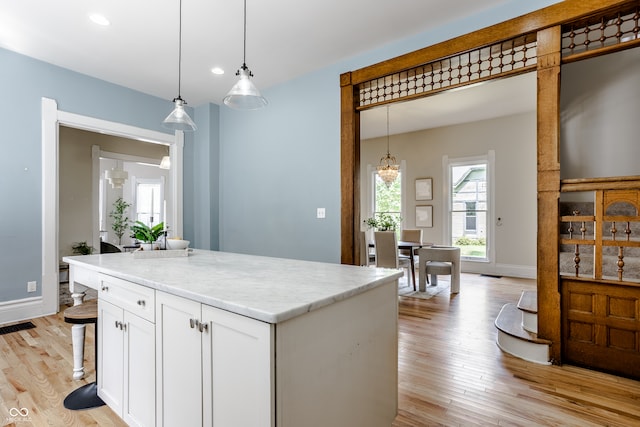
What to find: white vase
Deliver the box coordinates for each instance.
[140,243,155,251]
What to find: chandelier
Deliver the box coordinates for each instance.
[105,166,128,189]
[377,106,399,187]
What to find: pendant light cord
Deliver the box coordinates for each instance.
[386,106,391,155]
[238,0,252,75]
[243,0,247,67]
[177,0,183,99]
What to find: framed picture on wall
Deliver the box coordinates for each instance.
[415,178,433,201]
[416,205,433,228]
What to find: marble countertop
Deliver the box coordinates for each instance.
[63,250,403,324]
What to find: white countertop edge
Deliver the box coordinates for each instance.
[63,253,404,324]
[147,272,402,323]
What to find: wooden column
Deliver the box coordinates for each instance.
[536,26,562,363]
[340,72,360,265]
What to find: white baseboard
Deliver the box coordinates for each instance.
[0,297,55,325]
[461,262,536,279]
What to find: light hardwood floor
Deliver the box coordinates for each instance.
[2,274,640,426]
[394,274,640,426]
[0,312,126,427]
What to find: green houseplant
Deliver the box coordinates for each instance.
[71,241,94,255]
[109,197,131,245]
[131,221,165,248]
[363,213,401,231]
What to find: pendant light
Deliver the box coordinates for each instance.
[223,0,267,110]
[159,155,171,170]
[377,106,399,188]
[105,161,128,189]
[162,0,197,131]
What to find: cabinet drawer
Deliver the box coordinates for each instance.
[98,274,155,322]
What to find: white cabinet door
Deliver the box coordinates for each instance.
[123,310,155,427]
[99,299,156,427]
[202,305,274,427]
[156,292,203,427]
[98,299,124,415]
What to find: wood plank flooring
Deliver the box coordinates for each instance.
[394,274,640,426]
[0,312,126,426]
[1,274,640,426]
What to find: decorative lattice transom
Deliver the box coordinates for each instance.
[358,34,537,108]
[562,7,640,57]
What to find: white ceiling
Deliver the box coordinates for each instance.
[1,0,515,106]
[1,0,535,135]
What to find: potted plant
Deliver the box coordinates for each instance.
[109,197,131,245]
[131,221,165,250]
[363,213,401,231]
[71,241,94,255]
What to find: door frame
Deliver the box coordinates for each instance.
[42,97,182,315]
[340,0,638,364]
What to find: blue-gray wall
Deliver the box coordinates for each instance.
[0,0,559,303]
[186,102,220,250]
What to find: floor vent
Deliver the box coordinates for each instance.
[0,321,36,335]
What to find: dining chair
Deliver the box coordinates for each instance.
[359,231,375,266]
[100,240,122,254]
[417,246,461,294]
[375,231,414,290]
[400,229,423,257]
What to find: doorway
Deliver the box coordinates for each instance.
[359,74,535,276]
[42,97,182,315]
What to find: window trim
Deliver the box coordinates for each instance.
[443,151,495,263]
[133,177,166,227]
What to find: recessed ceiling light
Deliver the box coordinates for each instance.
[211,67,225,75]
[89,13,110,26]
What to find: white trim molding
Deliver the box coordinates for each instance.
[460,262,536,279]
[0,297,44,325]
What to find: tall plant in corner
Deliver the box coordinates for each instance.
[109,197,131,245]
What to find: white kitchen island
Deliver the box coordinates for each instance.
[64,249,402,427]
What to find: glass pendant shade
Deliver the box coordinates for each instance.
[224,0,266,110]
[162,0,196,132]
[223,66,268,110]
[163,97,197,131]
[159,155,171,169]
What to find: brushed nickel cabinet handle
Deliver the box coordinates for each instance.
[137,300,146,307]
[199,322,208,333]
[101,285,109,292]
[189,318,196,329]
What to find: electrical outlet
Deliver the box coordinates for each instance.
[317,208,326,219]
[27,281,37,293]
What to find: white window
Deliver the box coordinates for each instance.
[373,170,403,228]
[445,153,493,262]
[135,179,164,227]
